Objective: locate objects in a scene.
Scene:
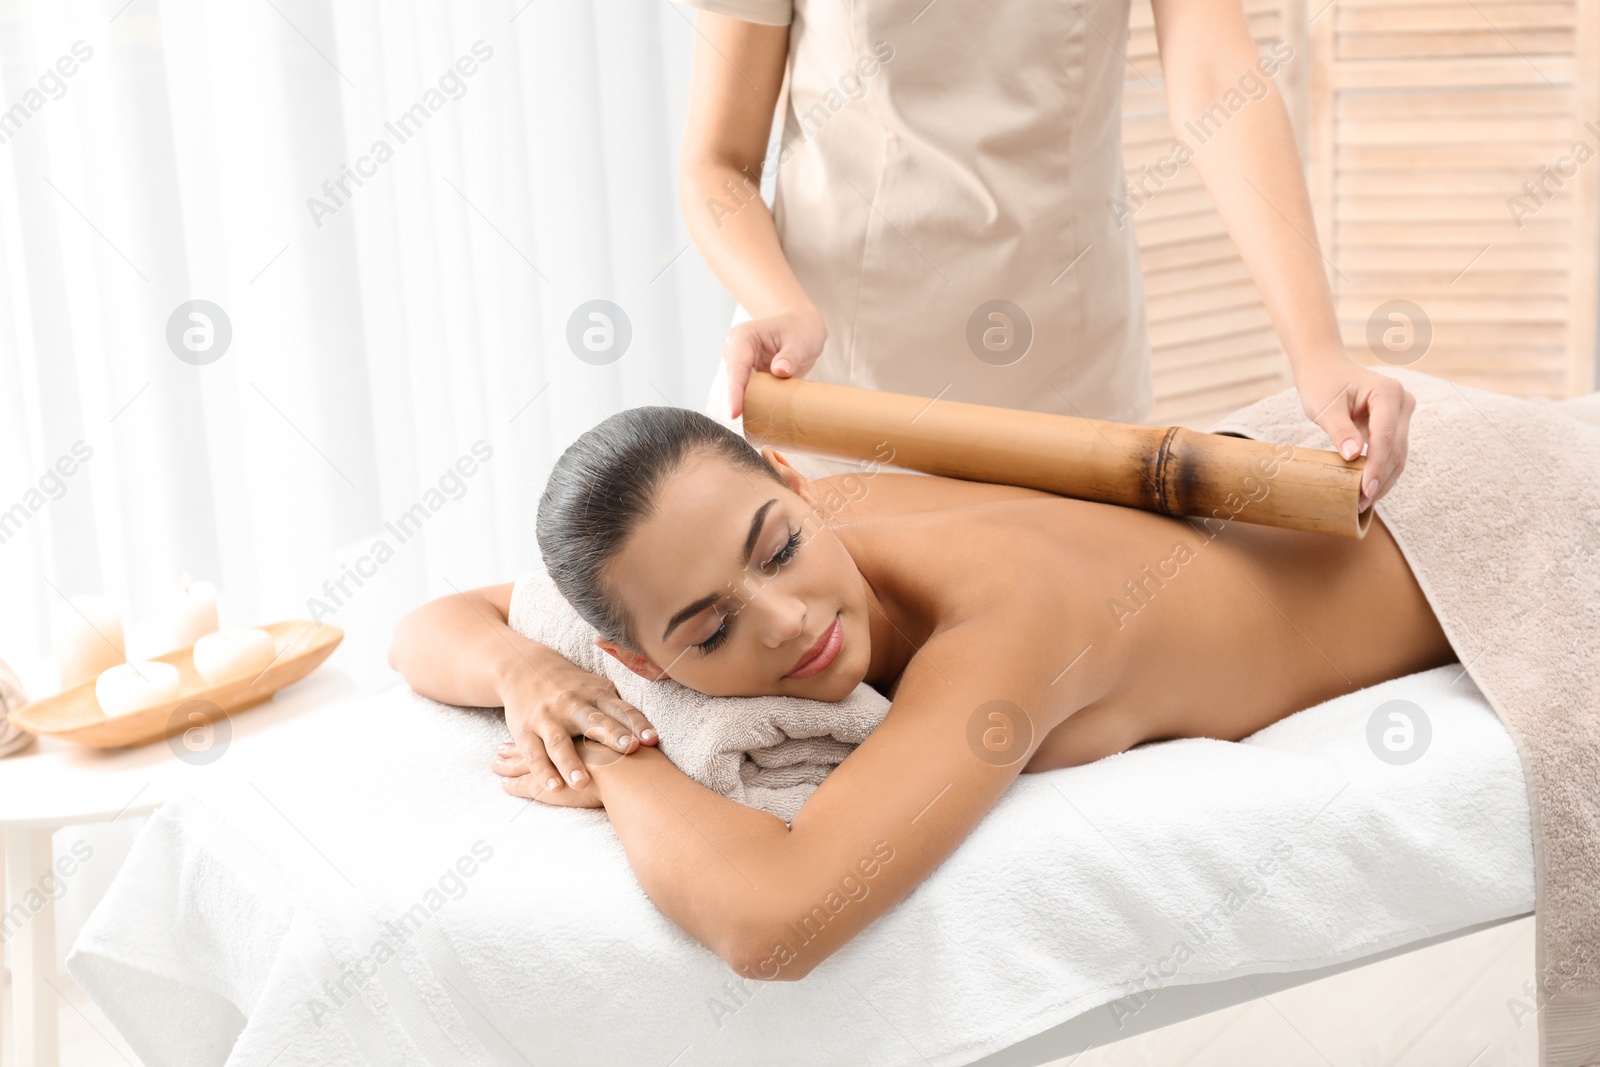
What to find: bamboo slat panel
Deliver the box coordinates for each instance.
[1129,0,1598,430]
[1310,0,1599,399]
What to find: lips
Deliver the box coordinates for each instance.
[785,613,843,679]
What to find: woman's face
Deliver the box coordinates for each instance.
[593,446,872,700]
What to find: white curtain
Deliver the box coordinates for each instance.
[0,0,735,692]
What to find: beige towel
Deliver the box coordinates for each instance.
[507,565,890,824]
[1210,366,1600,1067]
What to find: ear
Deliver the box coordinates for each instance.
[593,635,669,682]
[760,445,820,506]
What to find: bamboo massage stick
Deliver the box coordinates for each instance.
[741,371,1373,540]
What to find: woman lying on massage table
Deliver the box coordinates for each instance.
[387,401,1450,981]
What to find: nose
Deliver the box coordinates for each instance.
[756,594,807,650]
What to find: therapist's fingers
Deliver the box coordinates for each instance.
[1363,382,1415,508]
[724,311,827,419]
[1355,377,1397,509]
[724,332,758,420]
[768,334,811,379]
[1317,395,1365,465]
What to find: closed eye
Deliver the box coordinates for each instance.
[761,527,803,576]
[694,612,731,654]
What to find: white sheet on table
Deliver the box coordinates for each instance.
[67,664,1534,1067]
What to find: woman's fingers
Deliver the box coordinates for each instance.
[497,763,595,806]
[611,699,659,745]
[501,737,563,793]
[543,727,591,788]
[495,741,604,808]
[493,748,552,800]
[498,765,603,808]
[498,767,543,800]
[502,669,649,794]
[574,702,649,753]
[507,720,564,791]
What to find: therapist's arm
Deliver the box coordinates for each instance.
[1150,0,1414,511]
[679,10,826,418]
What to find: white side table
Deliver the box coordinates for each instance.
[0,667,360,1067]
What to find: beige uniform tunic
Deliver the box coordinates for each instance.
[686,0,1153,479]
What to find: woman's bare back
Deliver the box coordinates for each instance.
[819,469,1456,770]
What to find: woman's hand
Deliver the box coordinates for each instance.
[502,657,657,793]
[494,739,606,808]
[1293,356,1416,511]
[724,306,827,419]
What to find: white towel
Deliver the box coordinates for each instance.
[67,665,1534,1067]
[507,565,888,823]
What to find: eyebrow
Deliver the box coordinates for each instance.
[661,498,778,643]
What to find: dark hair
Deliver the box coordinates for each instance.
[536,406,785,653]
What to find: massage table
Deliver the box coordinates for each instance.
[66,661,1533,1066]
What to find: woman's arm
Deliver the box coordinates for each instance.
[1150,0,1413,510]
[551,595,1079,980]
[679,10,826,418]
[389,583,527,707]
[388,583,657,792]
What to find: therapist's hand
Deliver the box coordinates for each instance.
[1294,357,1416,512]
[724,306,827,419]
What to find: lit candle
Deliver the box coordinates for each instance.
[192,628,276,684]
[52,595,126,691]
[95,661,181,717]
[166,574,219,650]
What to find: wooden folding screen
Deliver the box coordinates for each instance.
[1128,0,1599,428]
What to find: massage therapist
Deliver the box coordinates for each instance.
[676,0,1413,511]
